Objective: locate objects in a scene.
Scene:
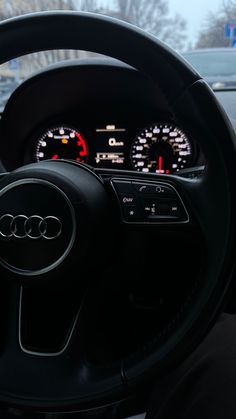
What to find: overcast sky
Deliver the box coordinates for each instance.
[168,0,223,45]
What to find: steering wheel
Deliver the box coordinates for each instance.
[0,10,236,414]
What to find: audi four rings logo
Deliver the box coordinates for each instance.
[0,214,62,240]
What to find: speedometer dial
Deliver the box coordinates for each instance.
[35,126,89,163]
[131,123,192,174]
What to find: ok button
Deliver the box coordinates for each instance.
[119,194,136,206]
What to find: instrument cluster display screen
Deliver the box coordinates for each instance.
[95,125,126,168]
[32,122,197,174]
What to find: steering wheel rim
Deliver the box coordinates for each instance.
[0,10,236,412]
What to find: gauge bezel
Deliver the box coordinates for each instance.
[130,121,196,174]
[33,124,89,164]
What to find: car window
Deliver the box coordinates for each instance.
[183,51,236,77]
[0,0,236,110]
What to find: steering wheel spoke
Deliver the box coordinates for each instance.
[18,281,86,357]
[0,278,125,408]
[96,168,198,227]
[1,281,20,355]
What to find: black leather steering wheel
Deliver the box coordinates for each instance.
[0,11,236,413]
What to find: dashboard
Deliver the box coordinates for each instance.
[0,58,206,174]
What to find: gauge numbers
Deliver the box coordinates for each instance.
[131,123,192,174]
[35,126,89,163]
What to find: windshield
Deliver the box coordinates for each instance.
[183,51,236,77]
[0,0,235,110]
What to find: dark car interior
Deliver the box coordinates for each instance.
[1,10,236,419]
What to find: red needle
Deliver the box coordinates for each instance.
[51,154,59,160]
[158,155,163,173]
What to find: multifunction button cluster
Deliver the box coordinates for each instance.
[111,179,189,224]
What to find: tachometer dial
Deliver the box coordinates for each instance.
[35,126,89,163]
[131,123,192,174]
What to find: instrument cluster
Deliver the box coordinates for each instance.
[32,121,199,175]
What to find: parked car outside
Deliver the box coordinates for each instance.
[182,47,236,90]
